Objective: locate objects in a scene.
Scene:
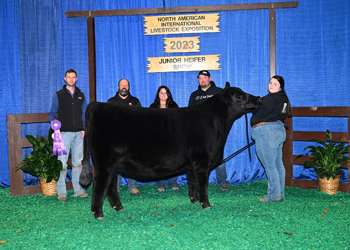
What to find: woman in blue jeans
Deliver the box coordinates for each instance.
[251,75,291,202]
[149,86,181,192]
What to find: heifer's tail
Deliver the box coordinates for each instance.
[79,103,94,188]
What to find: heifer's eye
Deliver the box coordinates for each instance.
[235,94,242,100]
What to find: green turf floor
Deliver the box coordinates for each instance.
[1,179,349,249]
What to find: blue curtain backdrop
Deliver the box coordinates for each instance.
[1,0,22,187]
[1,0,349,188]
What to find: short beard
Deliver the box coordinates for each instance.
[120,90,129,97]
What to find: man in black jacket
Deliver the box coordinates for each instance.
[188,70,231,191]
[107,79,141,195]
[49,69,89,202]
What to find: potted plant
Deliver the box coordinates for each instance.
[295,129,350,195]
[16,129,63,196]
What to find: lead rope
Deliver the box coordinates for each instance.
[221,113,255,164]
[245,113,252,161]
[222,141,255,164]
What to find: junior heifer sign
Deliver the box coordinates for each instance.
[146,54,220,73]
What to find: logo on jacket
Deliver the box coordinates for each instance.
[195,94,213,100]
[129,103,133,106]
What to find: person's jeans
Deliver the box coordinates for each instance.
[117,175,138,192]
[215,162,229,188]
[56,131,85,198]
[155,176,179,189]
[252,121,286,201]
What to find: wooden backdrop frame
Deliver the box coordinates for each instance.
[65,1,299,102]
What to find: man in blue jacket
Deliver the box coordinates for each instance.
[49,69,89,201]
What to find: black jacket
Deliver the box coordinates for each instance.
[188,81,222,107]
[107,92,142,107]
[56,85,85,132]
[251,91,288,127]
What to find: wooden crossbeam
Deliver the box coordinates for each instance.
[65,2,299,17]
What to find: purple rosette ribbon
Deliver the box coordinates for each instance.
[51,120,67,156]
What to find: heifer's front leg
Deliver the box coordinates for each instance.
[186,170,199,204]
[197,171,211,210]
[106,172,124,212]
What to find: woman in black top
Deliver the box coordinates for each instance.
[149,86,179,109]
[251,75,291,202]
[149,86,180,192]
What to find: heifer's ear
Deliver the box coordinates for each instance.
[225,82,231,89]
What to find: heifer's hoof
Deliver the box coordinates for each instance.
[93,213,104,219]
[190,197,199,204]
[200,202,212,210]
[112,206,124,212]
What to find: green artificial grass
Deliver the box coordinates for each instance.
[1,180,349,249]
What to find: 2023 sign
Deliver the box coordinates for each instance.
[164,37,200,53]
[170,40,195,50]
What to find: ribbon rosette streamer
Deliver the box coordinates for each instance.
[51,120,67,156]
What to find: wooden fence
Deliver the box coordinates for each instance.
[283,107,350,193]
[7,113,72,196]
[7,107,350,196]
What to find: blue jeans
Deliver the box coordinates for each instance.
[117,175,138,192]
[56,131,85,198]
[155,176,180,189]
[252,121,286,201]
[215,162,229,188]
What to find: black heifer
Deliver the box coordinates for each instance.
[80,83,261,219]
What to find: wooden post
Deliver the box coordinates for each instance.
[87,17,96,102]
[269,8,276,77]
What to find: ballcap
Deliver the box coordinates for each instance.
[197,70,211,78]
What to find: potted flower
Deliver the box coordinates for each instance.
[16,129,63,196]
[295,130,350,194]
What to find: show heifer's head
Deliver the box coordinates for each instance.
[223,82,262,114]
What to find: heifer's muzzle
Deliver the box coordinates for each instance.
[241,94,262,111]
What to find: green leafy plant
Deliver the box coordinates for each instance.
[295,130,350,180]
[16,129,62,183]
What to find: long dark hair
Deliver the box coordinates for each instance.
[153,86,175,108]
[271,75,292,117]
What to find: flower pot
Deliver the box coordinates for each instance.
[317,175,341,195]
[39,177,57,196]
